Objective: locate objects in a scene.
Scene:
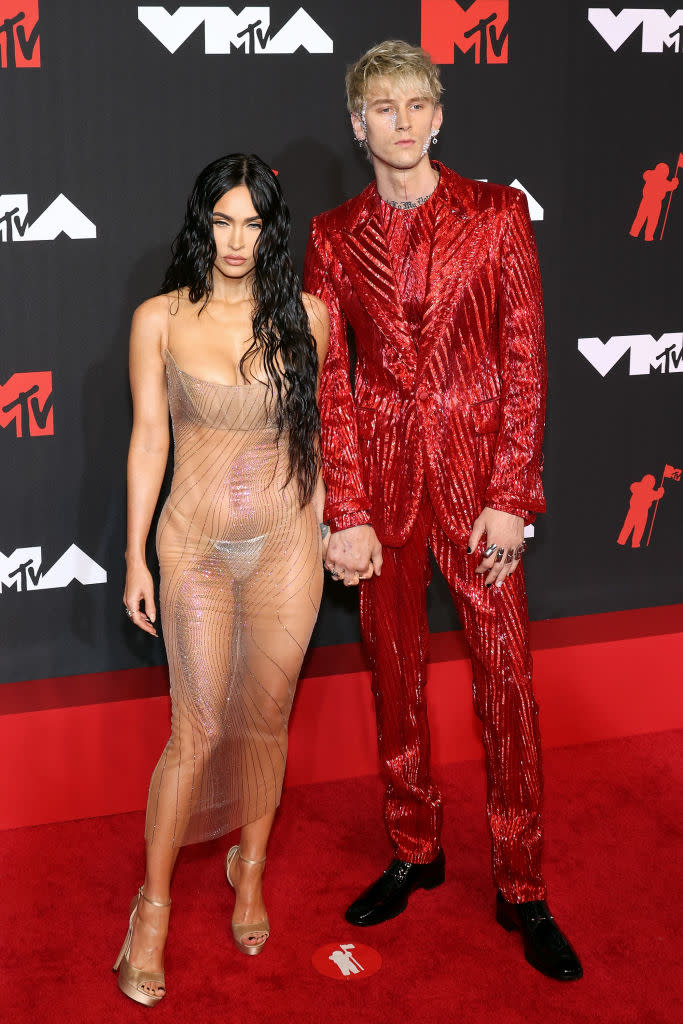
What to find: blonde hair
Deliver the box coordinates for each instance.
[345,40,443,116]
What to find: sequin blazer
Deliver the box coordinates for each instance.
[304,162,547,548]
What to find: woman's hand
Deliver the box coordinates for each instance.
[123,560,158,636]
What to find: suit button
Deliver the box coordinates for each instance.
[416,387,428,403]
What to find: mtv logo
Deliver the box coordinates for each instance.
[588,8,683,52]
[0,544,107,594]
[421,0,509,64]
[578,333,683,376]
[0,1,40,68]
[137,5,333,55]
[0,371,53,437]
[0,194,96,242]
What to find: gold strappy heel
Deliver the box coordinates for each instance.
[113,887,171,1007]
[226,845,270,956]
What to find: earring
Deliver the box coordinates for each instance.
[430,129,439,146]
[355,136,366,147]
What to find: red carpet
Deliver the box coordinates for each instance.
[1,730,681,1023]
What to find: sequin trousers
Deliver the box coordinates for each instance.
[359,493,546,903]
[145,351,323,848]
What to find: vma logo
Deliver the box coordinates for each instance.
[0,545,107,594]
[0,1,40,68]
[422,0,508,65]
[0,194,96,242]
[0,372,53,437]
[589,8,683,52]
[578,332,683,376]
[138,5,333,54]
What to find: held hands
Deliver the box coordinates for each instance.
[468,507,526,588]
[324,524,383,587]
[123,560,158,636]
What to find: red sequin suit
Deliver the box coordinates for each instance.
[304,163,547,901]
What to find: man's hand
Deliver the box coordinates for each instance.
[325,524,383,587]
[468,507,525,588]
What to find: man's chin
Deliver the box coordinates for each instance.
[372,147,427,172]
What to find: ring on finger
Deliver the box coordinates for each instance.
[495,546,505,563]
[484,543,497,558]
[124,607,133,618]
[505,549,514,564]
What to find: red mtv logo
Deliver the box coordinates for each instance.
[0,2,40,69]
[0,371,53,436]
[422,0,508,64]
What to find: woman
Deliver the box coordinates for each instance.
[115,154,329,1006]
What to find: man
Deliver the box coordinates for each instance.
[304,40,582,981]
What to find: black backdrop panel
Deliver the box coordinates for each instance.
[1,1,681,685]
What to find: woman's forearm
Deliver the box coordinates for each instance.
[126,434,169,565]
[312,471,326,525]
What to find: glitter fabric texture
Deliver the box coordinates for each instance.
[304,162,547,900]
[146,351,323,848]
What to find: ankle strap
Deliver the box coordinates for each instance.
[238,851,267,866]
[138,886,171,908]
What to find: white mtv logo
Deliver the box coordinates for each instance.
[588,8,683,52]
[578,333,683,376]
[0,194,96,242]
[476,179,544,220]
[138,5,333,54]
[0,544,107,593]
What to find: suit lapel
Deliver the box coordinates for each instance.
[418,166,482,362]
[340,186,415,370]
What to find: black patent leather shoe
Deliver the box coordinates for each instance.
[345,850,445,926]
[496,892,583,980]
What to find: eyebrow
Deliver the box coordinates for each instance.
[368,96,428,104]
[211,212,262,221]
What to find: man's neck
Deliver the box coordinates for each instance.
[373,155,440,205]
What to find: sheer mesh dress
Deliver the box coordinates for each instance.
[145,349,323,848]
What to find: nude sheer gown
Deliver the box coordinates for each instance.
[145,349,323,848]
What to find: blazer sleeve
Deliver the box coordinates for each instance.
[304,216,371,532]
[484,190,547,523]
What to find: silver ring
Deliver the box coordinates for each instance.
[124,607,133,618]
[484,543,497,558]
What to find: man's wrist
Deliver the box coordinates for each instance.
[328,510,372,533]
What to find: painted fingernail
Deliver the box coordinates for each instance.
[466,546,472,554]
[495,580,503,587]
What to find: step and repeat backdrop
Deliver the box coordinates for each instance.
[1,1,682,686]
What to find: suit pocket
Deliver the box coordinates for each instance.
[470,396,500,435]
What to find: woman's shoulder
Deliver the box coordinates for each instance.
[132,293,170,331]
[133,288,191,327]
[301,290,328,325]
[301,292,329,362]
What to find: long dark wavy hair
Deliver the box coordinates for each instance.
[161,153,320,506]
